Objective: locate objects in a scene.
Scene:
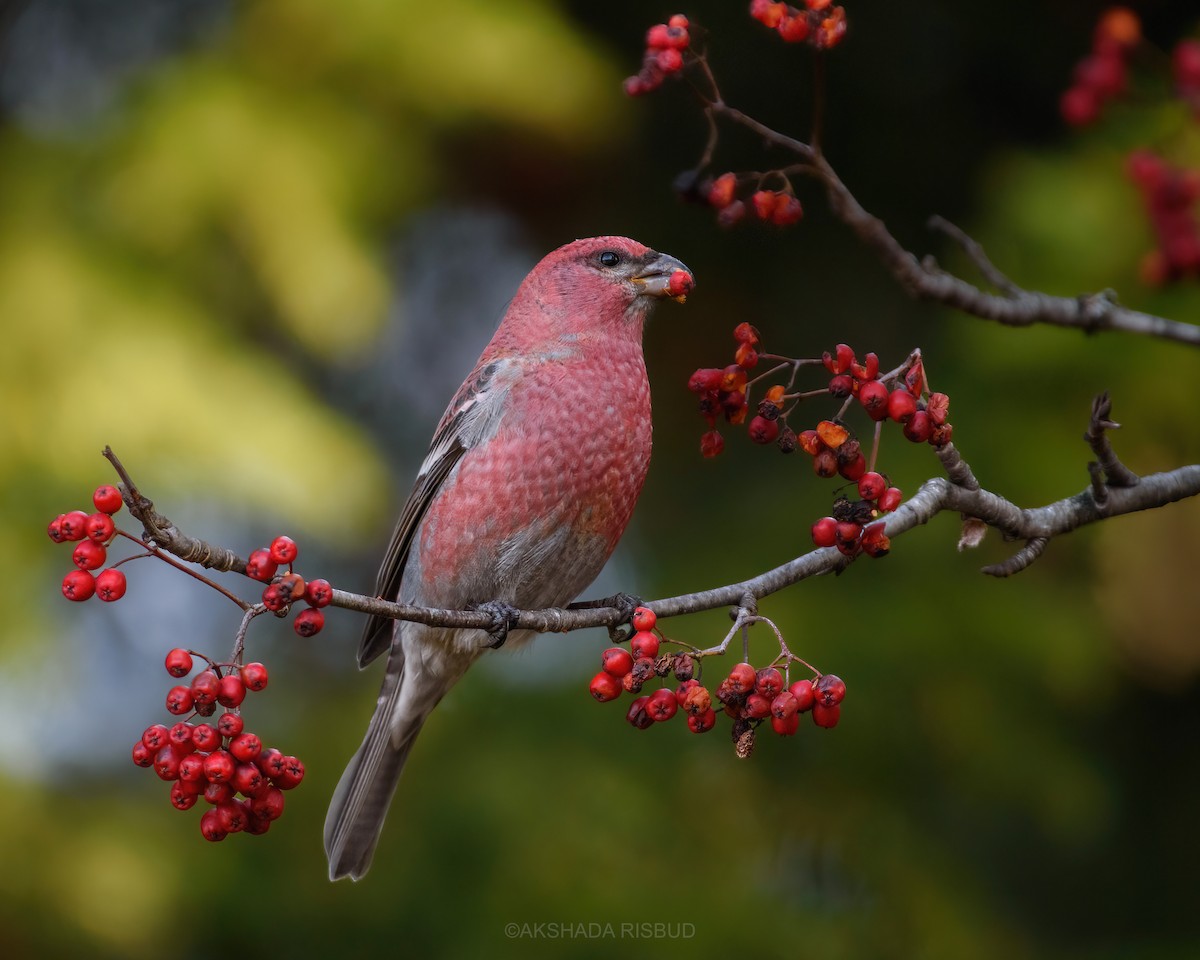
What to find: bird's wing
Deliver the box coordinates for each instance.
[357,358,511,667]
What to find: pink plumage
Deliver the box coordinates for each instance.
[325,237,692,880]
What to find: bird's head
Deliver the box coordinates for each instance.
[506,236,693,344]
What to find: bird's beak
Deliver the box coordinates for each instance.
[631,252,694,304]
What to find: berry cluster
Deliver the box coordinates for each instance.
[1128,151,1200,285]
[749,0,848,50]
[624,15,691,97]
[1176,40,1200,116]
[245,536,333,638]
[49,485,129,603]
[134,650,304,841]
[689,333,952,557]
[588,608,845,756]
[1059,7,1139,127]
[704,173,804,229]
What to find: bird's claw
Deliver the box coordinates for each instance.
[473,600,521,649]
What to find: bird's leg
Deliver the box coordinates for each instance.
[568,591,643,641]
[472,600,522,649]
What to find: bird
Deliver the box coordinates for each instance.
[324,236,692,880]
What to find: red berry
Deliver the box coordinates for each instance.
[47,514,67,542]
[589,671,622,702]
[305,578,333,608]
[835,521,862,546]
[717,199,746,228]
[251,787,285,821]
[61,569,96,602]
[857,472,886,501]
[217,674,246,708]
[200,809,228,842]
[771,712,801,736]
[707,172,738,209]
[153,745,183,781]
[191,723,221,751]
[131,740,154,767]
[1174,39,1200,91]
[294,607,325,637]
[811,517,837,548]
[92,485,123,515]
[274,756,305,789]
[245,549,278,582]
[812,448,838,478]
[233,762,266,797]
[240,662,269,692]
[828,374,854,397]
[777,14,810,43]
[84,513,115,544]
[165,685,194,715]
[687,707,717,733]
[755,667,784,698]
[230,732,262,763]
[903,410,932,443]
[727,662,756,696]
[217,711,244,738]
[178,754,205,782]
[748,415,780,444]
[887,389,918,423]
[858,380,889,420]
[1060,85,1099,126]
[750,0,787,29]
[812,702,841,728]
[656,47,683,73]
[789,679,815,712]
[878,487,903,512]
[191,671,220,705]
[631,606,656,632]
[71,540,106,571]
[646,687,679,722]
[750,190,778,220]
[742,693,772,720]
[631,630,660,659]
[164,648,193,678]
[646,23,671,49]
[142,724,171,750]
[269,536,298,565]
[771,691,799,719]
[203,749,236,783]
[668,14,689,30]
[204,781,234,805]
[167,722,196,752]
[601,647,634,678]
[59,511,90,541]
[860,522,891,558]
[95,568,127,602]
[700,430,725,458]
[816,673,846,707]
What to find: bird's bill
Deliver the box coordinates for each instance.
[631,252,694,303]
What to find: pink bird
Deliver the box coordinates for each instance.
[325,236,692,880]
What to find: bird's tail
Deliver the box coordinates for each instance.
[324,654,456,881]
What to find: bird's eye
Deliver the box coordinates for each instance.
[598,251,621,268]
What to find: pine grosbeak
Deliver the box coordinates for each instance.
[325,236,692,880]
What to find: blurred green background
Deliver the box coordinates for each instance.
[4,1,1200,957]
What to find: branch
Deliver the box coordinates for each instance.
[701,100,1200,347]
[103,436,1200,642]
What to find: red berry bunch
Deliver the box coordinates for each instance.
[749,0,848,50]
[703,172,804,229]
[136,650,303,841]
[246,536,333,638]
[1127,150,1200,285]
[1175,39,1200,116]
[689,322,772,457]
[49,485,129,604]
[624,15,691,97]
[1059,6,1140,127]
[588,607,845,756]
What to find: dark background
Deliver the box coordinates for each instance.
[3,2,1199,958]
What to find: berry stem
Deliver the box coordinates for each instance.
[229,604,269,666]
[114,529,251,610]
[868,419,884,474]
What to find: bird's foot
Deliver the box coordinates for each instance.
[472,600,521,649]
[569,592,643,641]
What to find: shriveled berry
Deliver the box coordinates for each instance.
[589,671,622,702]
[878,487,903,512]
[860,522,891,558]
[625,695,653,730]
[812,448,838,478]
